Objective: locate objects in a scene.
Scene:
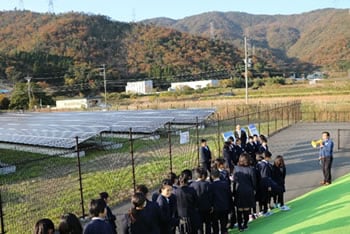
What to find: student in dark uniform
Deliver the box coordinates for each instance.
[234,138,244,165]
[246,136,258,166]
[223,141,234,173]
[234,125,247,148]
[256,151,273,216]
[122,192,161,234]
[272,155,290,211]
[200,139,212,172]
[233,153,257,232]
[100,192,117,234]
[253,134,261,150]
[190,167,213,234]
[210,168,231,234]
[84,199,114,234]
[156,179,178,234]
[174,171,199,234]
[259,135,268,153]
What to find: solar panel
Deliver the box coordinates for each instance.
[0,108,215,149]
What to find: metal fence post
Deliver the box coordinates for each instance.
[75,136,85,218]
[267,109,270,136]
[281,105,284,127]
[274,104,278,132]
[258,106,261,134]
[129,128,136,193]
[0,187,5,234]
[217,114,221,158]
[196,117,200,167]
[168,123,173,173]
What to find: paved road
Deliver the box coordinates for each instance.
[112,122,350,232]
[269,122,350,202]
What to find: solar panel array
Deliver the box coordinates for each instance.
[0,108,215,149]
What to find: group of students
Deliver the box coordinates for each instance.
[34,126,290,234]
[34,192,117,234]
[121,132,289,233]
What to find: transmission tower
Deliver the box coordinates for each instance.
[48,0,54,13]
[210,22,215,40]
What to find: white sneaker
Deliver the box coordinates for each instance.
[263,211,273,217]
[280,205,290,211]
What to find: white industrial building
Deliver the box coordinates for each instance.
[125,80,153,94]
[169,80,219,91]
[56,98,101,109]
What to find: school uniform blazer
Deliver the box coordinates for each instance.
[83,218,114,234]
[174,185,199,218]
[156,195,172,234]
[245,142,257,165]
[210,179,232,212]
[234,130,247,145]
[234,145,244,164]
[257,160,273,188]
[200,146,212,164]
[106,205,117,234]
[124,201,161,234]
[223,147,234,169]
[190,180,212,211]
[272,165,286,192]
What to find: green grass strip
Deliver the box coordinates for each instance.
[229,173,350,234]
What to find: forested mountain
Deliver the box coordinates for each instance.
[143,8,350,71]
[0,10,249,96]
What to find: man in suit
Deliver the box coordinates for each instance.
[234,125,247,148]
[200,139,212,172]
[319,131,334,185]
[84,199,114,234]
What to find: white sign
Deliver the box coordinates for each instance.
[180,131,190,144]
[248,124,259,136]
[222,131,235,142]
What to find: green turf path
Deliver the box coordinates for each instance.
[229,173,350,234]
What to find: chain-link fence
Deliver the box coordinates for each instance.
[0,101,303,233]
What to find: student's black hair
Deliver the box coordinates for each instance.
[322,131,330,137]
[223,141,231,149]
[211,168,221,179]
[248,136,254,140]
[215,157,225,166]
[181,169,192,180]
[58,213,83,234]
[201,138,207,143]
[228,136,234,141]
[99,191,109,200]
[136,184,149,195]
[179,170,191,185]
[167,172,177,186]
[159,179,173,193]
[194,167,208,180]
[34,218,55,234]
[89,199,106,217]
[274,155,285,168]
[238,153,250,167]
[263,150,272,159]
[129,192,147,223]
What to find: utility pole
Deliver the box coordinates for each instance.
[101,64,107,108]
[25,75,32,105]
[244,36,248,104]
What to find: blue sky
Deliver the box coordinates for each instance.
[1,0,350,22]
